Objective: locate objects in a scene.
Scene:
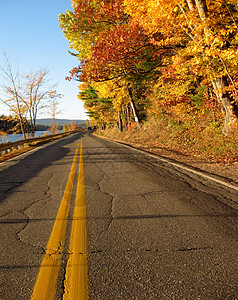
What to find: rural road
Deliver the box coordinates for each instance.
[0,131,238,299]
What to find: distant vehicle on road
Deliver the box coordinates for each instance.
[87,126,97,130]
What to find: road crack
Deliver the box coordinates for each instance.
[87,246,214,255]
[14,173,54,251]
[176,246,214,252]
[97,178,115,236]
[0,182,23,202]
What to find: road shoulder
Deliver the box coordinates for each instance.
[93,133,238,209]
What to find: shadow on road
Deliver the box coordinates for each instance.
[0,132,84,205]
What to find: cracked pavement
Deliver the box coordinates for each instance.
[84,134,238,299]
[0,132,83,299]
[0,132,238,299]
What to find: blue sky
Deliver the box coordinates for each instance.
[0,0,88,120]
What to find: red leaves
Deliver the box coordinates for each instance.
[65,65,85,81]
[74,0,125,26]
[94,22,147,61]
[80,21,160,82]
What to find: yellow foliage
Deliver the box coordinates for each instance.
[92,79,130,111]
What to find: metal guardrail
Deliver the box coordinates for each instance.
[0,131,78,155]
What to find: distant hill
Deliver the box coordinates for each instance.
[36,118,86,126]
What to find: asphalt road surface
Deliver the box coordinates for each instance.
[0,131,238,299]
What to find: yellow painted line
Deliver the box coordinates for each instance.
[31,147,79,300]
[63,138,88,300]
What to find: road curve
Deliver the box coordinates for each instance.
[0,132,238,299]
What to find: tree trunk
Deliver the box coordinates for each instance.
[118,113,123,132]
[186,0,196,11]
[19,115,26,139]
[127,86,140,129]
[211,76,236,135]
[32,109,37,137]
[127,105,131,129]
[101,120,105,131]
[16,101,26,139]
[194,0,208,20]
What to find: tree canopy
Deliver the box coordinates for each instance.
[59,0,238,135]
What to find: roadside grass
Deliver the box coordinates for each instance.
[97,117,238,163]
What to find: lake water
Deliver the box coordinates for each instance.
[0,131,59,143]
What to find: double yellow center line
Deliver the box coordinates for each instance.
[31,138,88,300]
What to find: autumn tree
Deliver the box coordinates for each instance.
[0,55,61,137]
[192,0,238,134]
[47,90,62,134]
[0,53,27,138]
[59,0,127,60]
[124,0,238,134]
[79,83,114,129]
[60,0,155,128]
[22,68,60,136]
[64,16,162,127]
[60,0,238,134]
[0,114,28,134]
